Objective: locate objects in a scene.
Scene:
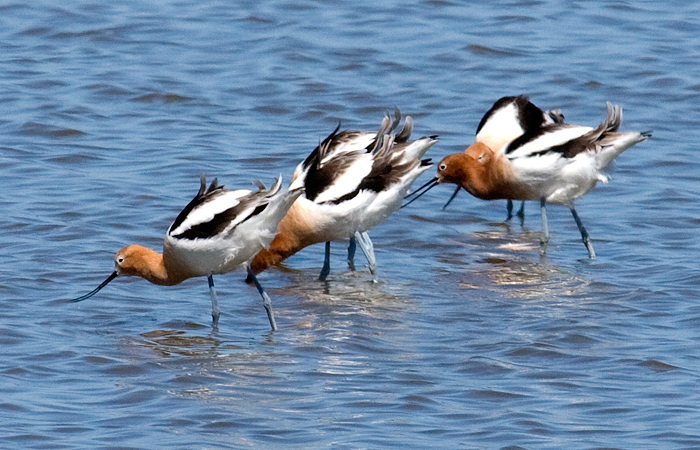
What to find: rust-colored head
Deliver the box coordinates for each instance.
[114,245,148,276]
[113,244,172,285]
[67,244,182,303]
[436,142,498,199]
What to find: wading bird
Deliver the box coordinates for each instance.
[407,96,650,258]
[250,109,436,281]
[69,175,304,330]
[441,95,565,220]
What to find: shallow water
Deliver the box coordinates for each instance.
[3,1,700,448]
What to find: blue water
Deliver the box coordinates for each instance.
[2,1,700,448]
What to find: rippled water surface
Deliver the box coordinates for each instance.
[3,1,700,448]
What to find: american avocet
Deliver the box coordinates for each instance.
[69,175,304,330]
[249,109,437,281]
[441,95,565,220]
[411,96,650,258]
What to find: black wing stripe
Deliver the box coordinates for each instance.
[303,109,420,205]
[304,150,365,202]
[169,176,225,234]
[504,126,549,154]
[321,155,419,205]
[301,123,342,171]
[528,137,587,159]
[172,202,269,241]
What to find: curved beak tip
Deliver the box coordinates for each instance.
[67,271,118,303]
[442,185,461,210]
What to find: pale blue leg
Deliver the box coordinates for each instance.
[319,241,331,281]
[347,236,357,271]
[540,198,549,254]
[354,231,378,282]
[247,266,278,331]
[570,206,595,258]
[208,275,220,328]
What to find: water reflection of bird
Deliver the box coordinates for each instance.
[250,109,436,281]
[69,175,304,330]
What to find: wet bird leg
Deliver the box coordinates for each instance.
[208,275,220,328]
[246,266,277,331]
[540,197,549,254]
[347,236,357,271]
[507,199,514,220]
[569,206,596,258]
[506,200,525,222]
[354,231,377,283]
[319,241,331,281]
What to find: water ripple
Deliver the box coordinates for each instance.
[1,0,700,448]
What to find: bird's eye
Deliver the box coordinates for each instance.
[439,164,446,171]
[116,256,125,264]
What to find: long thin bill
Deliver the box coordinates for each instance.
[404,177,438,201]
[442,185,461,210]
[68,271,118,302]
[401,178,438,209]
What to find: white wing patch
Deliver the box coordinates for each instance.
[506,126,592,159]
[319,133,375,166]
[476,102,525,149]
[511,151,564,175]
[314,153,373,204]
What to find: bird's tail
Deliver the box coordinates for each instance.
[595,103,650,169]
